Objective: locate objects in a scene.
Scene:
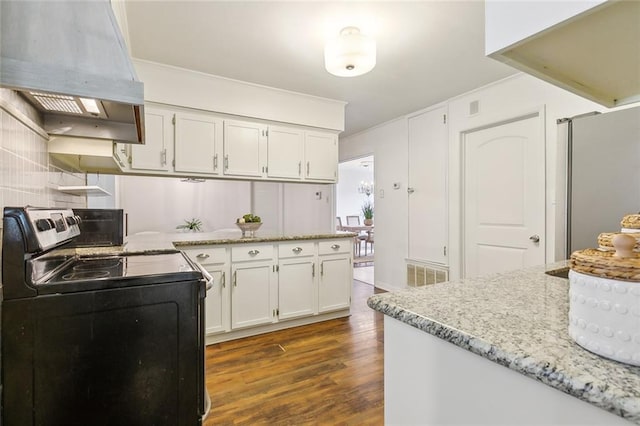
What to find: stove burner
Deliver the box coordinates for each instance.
[62,270,111,281]
[72,258,123,271]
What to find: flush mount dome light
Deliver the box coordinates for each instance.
[324,26,376,77]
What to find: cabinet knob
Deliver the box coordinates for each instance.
[292,247,303,253]
[330,244,340,250]
[248,249,260,256]
[196,253,210,259]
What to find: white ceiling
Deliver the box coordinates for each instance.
[123,1,517,136]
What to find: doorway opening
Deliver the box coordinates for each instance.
[337,155,374,285]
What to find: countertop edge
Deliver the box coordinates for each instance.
[172,233,356,247]
[367,279,640,423]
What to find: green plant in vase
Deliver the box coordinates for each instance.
[176,218,202,232]
[362,201,374,226]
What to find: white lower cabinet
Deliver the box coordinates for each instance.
[278,242,317,320]
[180,237,351,343]
[230,244,276,330]
[318,240,352,313]
[318,255,352,312]
[181,247,230,335]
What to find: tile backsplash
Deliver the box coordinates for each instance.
[0,88,87,227]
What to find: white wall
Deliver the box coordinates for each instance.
[118,175,251,234]
[340,73,608,290]
[339,118,408,291]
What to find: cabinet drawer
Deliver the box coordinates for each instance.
[232,244,274,262]
[182,247,227,265]
[318,239,351,255]
[278,242,315,259]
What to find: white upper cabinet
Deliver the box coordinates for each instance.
[174,111,223,175]
[130,105,172,172]
[304,131,338,182]
[408,106,448,265]
[267,125,304,180]
[223,119,267,178]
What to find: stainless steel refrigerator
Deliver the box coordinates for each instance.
[555,106,640,260]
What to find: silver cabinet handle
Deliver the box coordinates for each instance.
[298,161,302,176]
[213,154,218,170]
[407,187,415,194]
[529,235,540,243]
[161,148,167,166]
[221,271,226,288]
[331,244,340,250]
[233,270,237,287]
[320,261,324,276]
[312,263,315,277]
[248,249,260,256]
[292,247,303,254]
[306,161,310,176]
[224,155,229,170]
[196,253,210,260]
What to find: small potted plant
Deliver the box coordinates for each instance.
[362,201,374,226]
[176,218,202,232]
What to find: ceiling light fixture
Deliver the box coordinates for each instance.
[324,26,376,77]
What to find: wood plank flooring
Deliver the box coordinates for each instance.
[204,280,385,425]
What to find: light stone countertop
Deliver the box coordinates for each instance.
[64,231,356,256]
[367,262,640,424]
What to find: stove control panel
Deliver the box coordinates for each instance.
[26,208,81,251]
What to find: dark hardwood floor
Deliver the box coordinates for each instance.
[204,280,385,425]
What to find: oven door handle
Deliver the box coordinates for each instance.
[196,264,214,291]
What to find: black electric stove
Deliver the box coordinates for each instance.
[1,207,208,425]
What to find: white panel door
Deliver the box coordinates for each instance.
[205,267,230,335]
[267,125,304,179]
[463,114,545,278]
[174,112,223,175]
[304,131,338,182]
[224,120,266,177]
[408,106,448,265]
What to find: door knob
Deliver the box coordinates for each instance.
[529,235,540,243]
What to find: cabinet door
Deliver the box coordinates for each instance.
[408,106,448,265]
[131,105,172,172]
[224,120,266,177]
[174,112,223,175]
[205,266,230,335]
[231,262,275,329]
[267,125,304,180]
[318,255,352,313]
[278,258,317,320]
[304,131,338,182]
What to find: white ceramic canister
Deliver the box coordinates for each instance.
[568,271,640,365]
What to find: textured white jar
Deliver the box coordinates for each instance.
[568,270,640,366]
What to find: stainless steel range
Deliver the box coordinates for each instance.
[1,207,209,425]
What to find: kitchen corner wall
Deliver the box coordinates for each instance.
[340,73,606,291]
[0,88,87,239]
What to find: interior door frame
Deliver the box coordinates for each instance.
[458,106,546,279]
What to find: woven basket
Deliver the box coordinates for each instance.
[621,214,640,229]
[570,248,640,281]
[597,232,640,250]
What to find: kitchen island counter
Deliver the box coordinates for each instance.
[68,231,356,255]
[367,262,640,424]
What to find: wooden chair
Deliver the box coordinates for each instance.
[346,215,367,256]
[364,231,374,256]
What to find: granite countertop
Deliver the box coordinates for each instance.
[367,262,640,424]
[63,231,356,256]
